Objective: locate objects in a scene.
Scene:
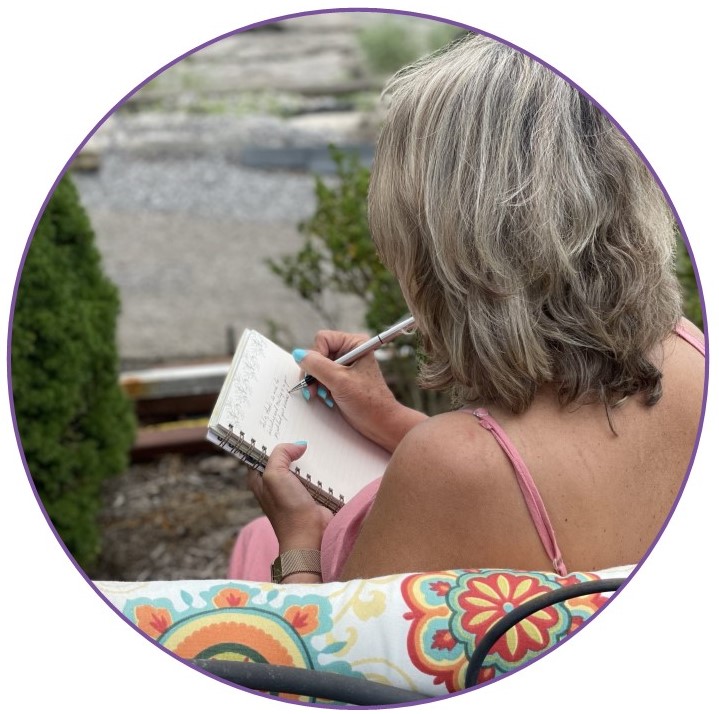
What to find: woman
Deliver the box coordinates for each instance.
[229,33,704,585]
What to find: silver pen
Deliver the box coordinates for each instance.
[288,315,416,394]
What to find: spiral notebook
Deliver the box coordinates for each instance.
[207,329,391,513]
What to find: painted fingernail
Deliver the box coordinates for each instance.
[292,348,308,363]
[317,386,327,399]
[302,388,311,401]
[294,440,308,446]
[324,398,334,408]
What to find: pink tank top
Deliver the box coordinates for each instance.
[321,323,705,581]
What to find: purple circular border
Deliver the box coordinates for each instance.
[6,6,709,709]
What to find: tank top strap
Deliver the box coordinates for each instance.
[673,321,705,356]
[462,407,567,576]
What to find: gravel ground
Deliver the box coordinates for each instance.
[73,114,359,579]
[75,139,321,221]
[88,453,263,582]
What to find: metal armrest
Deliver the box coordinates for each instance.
[190,659,428,705]
[464,577,627,689]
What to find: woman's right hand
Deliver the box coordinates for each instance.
[292,330,427,453]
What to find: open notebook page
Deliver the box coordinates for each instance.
[208,329,390,505]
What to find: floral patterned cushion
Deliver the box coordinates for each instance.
[96,565,632,701]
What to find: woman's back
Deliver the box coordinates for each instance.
[331,33,706,580]
[338,321,704,579]
[232,34,705,589]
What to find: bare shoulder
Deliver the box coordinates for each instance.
[338,408,527,578]
[381,410,510,493]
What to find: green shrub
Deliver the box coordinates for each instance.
[358,17,423,77]
[358,17,467,78]
[12,174,136,568]
[267,146,407,334]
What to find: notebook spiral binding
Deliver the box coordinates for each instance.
[217,423,345,514]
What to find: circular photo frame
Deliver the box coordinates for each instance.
[5,6,710,710]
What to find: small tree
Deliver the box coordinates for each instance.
[12,174,136,568]
[267,147,452,414]
[267,146,408,333]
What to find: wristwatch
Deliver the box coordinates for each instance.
[271,549,322,583]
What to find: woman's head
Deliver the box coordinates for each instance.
[369,32,681,412]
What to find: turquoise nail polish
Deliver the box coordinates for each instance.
[324,398,334,408]
[302,388,311,401]
[294,440,308,446]
[292,348,308,363]
[317,386,327,399]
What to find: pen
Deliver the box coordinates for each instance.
[288,315,416,394]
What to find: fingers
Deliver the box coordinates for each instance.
[247,441,308,504]
[244,455,267,504]
[247,442,331,549]
[294,349,341,394]
[292,330,372,406]
[245,464,263,498]
[264,441,308,478]
[292,350,351,409]
[313,330,370,360]
[315,384,335,408]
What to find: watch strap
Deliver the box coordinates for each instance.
[271,549,322,583]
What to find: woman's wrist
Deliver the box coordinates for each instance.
[278,534,323,553]
[277,519,326,554]
[277,510,329,550]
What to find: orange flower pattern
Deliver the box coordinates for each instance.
[212,588,249,608]
[134,604,173,638]
[284,604,321,636]
[403,569,608,691]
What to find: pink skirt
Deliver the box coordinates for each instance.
[227,477,382,582]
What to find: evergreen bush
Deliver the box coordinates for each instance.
[11,174,136,568]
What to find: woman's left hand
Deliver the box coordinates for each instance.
[246,441,333,552]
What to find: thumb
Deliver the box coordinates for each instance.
[292,349,343,391]
[264,441,308,476]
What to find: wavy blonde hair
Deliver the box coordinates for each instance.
[369,33,682,413]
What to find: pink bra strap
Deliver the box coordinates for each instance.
[673,322,705,356]
[465,408,568,576]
